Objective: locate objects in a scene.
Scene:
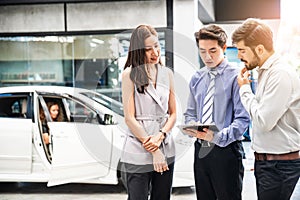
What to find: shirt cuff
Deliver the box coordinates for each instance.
[211,131,221,145]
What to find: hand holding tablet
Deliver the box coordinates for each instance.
[177,123,219,138]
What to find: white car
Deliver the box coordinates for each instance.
[0,86,194,187]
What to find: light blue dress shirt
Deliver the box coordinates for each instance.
[184,59,250,147]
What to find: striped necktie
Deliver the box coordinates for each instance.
[199,70,217,147]
[202,70,217,124]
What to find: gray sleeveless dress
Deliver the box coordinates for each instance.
[121,65,176,165]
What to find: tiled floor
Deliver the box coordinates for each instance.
[0,142,299,200]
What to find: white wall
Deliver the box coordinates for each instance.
[0,4,65,32]
[0,1,166,33]
[67,1,166,31]
[173,0,202,122]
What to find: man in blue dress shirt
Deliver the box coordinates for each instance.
[183,24,250,200]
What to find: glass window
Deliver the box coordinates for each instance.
[0,93,29,118]
[0,31,166,92]
[65,97,100,124]
[81,90,123,116]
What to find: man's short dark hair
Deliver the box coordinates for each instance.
[194,24,227,48]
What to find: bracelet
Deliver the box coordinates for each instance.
[159,129,167,137]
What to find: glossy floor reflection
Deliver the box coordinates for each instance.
[0,142,299,200]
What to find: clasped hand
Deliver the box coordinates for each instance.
[142,133,164,152]
[142,133,168,173]
[152,150,169,173]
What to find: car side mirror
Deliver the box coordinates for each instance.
[103,113,117,125]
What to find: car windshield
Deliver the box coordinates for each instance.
[81,91,124,116]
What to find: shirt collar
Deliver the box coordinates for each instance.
[205,58,228,75]
[258,53,280,72]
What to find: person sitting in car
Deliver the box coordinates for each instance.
[40,101,64,145]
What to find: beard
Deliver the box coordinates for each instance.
[242,52,260,70]
[245,59,259,70]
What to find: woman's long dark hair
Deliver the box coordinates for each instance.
[40,101,64,122]
[124,25,162,93]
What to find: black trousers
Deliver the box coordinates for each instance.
[123,158,175,200]
[254,158,300,200]
[194,141,244,200]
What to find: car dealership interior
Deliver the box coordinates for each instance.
[0,0,299,199]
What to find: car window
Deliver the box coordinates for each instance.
[0,93,30,118]
[81,91,124,117]
[65,98,100,124]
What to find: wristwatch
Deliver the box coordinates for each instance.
[159,129,167,137]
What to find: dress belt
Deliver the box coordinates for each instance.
[254,151,300,161]
[135,114,168,122]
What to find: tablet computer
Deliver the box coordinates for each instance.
[177,124,219,133]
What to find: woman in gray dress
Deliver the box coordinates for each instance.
[121,25,177,200]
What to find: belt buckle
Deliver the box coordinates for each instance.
[263,153,268,160]
[201,140,211,148]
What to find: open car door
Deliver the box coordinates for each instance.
[37,94,113,187]
[47,122,113,186]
